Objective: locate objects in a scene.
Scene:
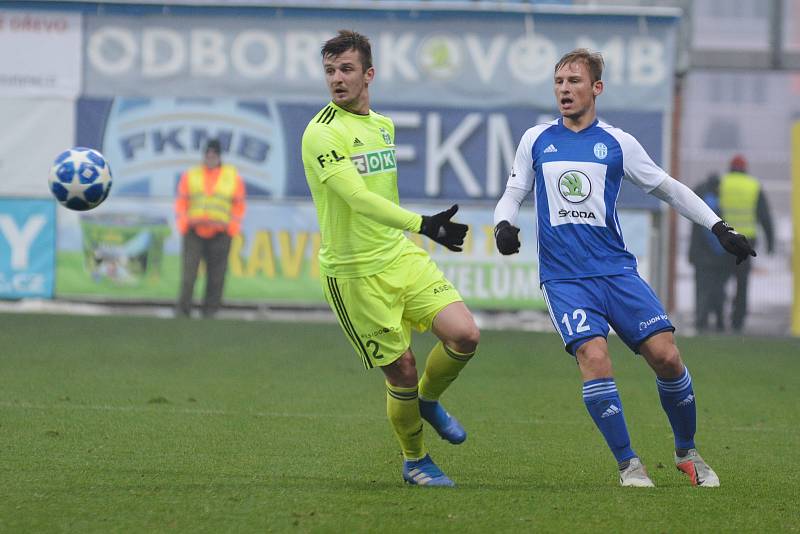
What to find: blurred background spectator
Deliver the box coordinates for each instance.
[175,139,246,319]
[718,153,775,332]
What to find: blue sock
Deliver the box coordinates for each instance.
[656,367,696,451]
[583,378,636,463]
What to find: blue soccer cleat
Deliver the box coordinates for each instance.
[403,454,455,487]
[419,398,467,444]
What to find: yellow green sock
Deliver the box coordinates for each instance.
[385,382,426,460]
[418,341,475,401]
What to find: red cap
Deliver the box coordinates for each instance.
[730,154,747,172]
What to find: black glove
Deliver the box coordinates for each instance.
[419,204,468,252]
[494,220,521,255]
[712,221,756,265]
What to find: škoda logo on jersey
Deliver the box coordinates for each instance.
[351,148,396,176]
[558,170,591,203]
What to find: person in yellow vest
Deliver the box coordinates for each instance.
[719,154,774,332]
[175,139,246,318]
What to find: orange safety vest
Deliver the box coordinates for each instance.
[186,164,238,225]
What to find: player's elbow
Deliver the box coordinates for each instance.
[349,202,371,217]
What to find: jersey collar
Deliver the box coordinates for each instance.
[329,101,372,119]
[558,117,599,134]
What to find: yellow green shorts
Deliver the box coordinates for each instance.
[321,244,462,369]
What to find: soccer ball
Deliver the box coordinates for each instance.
[48,147,113,211]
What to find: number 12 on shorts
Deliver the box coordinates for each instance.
[561,308,590,336]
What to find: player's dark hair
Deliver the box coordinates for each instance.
[321,30,373,71]
[555,48,604,83]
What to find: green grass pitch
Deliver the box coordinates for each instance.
[1,313,798,532]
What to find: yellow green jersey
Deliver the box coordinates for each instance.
[302,101,422,278]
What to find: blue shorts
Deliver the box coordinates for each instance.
[541,273,675,356]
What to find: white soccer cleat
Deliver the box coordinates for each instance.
[619,457,655,487]
[675,449,720,487]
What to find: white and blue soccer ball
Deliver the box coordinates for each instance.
[48,147,113,211]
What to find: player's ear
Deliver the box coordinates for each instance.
[593,79,604,97]
[364,66,375,85]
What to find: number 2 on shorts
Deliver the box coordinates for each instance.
[561,308,590,336]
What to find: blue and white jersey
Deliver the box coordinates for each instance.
[508,118,668,282]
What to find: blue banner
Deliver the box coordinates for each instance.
[0,199,56,298]
[82,7,677,111]
[77,98,663,209]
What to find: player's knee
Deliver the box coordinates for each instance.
[464,323,481,351]
[577,345,612,376]
[651,345,682,375]
[398,360,419,385]
[663,345,683,374]
[450,323,480,354]
[384,352,418,387]
[583,351,610,369]
[396,370,418,388]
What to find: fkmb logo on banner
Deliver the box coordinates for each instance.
[0,199,56,298]
[84,98,287,198]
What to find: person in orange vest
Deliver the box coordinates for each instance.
[175,139,246,318]
[719,154,774,332]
